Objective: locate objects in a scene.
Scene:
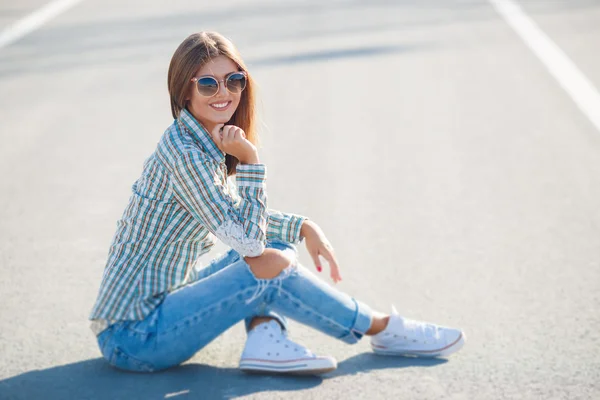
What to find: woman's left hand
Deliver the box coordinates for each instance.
[300,220,342,283]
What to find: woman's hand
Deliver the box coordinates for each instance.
[301,220,342,283]
[210,124,259,164]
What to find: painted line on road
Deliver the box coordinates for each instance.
[489,0,600,133]
[0,0,84,49]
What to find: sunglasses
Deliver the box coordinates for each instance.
[190,71,247,97]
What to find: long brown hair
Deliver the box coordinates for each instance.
[167,31,259,176]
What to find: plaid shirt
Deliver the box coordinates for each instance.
[89,109,306,323]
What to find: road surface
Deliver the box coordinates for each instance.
[1,0,599,399]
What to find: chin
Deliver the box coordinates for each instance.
[218,113,235,123]
[206,108,231,118]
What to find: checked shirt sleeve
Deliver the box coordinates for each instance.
[171,150,268,257]
[266,209,307,244]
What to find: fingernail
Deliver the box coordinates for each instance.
[317,266,322,272]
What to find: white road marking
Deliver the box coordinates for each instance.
[0,0,84,49]
[489,0,600,133]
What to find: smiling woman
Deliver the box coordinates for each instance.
[88,31,465,376]
[187,63,246,135]
[167,33,259,175]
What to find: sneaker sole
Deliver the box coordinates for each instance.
[372,332,466,358]
[239,357,337,375]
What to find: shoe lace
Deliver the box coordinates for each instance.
[401,318,439,343]
[262,324,313,357]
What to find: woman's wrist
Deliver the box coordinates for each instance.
[238,152,260,164]
[239,159,259,164]
[300,219,315,239]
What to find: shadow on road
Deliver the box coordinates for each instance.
[331,352,447,378]
[0,0,477,78]
[0,354,446,399]
[249,44,421,68]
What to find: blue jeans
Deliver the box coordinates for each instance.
[96,239,373,372]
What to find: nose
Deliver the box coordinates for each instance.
[217,79,228,96]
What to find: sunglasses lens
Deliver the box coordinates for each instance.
[226,73,246,94]
[197,77,218,96]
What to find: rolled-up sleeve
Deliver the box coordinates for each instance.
[266,209,307,244]
[171,150,268,257]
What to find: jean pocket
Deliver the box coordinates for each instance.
[97,327,118,360]
[109,346,155,373]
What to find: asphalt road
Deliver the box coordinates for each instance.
[1,1,599,399]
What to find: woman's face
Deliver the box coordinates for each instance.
[187,55,242,133]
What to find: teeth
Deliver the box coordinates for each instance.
[211,102,229,108]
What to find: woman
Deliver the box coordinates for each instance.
[89,31,465,375]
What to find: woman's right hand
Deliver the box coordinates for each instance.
[301,220,343,284]
[210,124,259,164]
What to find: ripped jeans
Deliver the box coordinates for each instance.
[96,239,373,372]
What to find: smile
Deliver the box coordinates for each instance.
[210,101,232,111]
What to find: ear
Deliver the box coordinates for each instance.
[185,82,194,102]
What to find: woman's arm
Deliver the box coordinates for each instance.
[171,149,268,257]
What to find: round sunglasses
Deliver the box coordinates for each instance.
[190,71,247,97]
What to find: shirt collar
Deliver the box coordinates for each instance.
[178,108,226,164]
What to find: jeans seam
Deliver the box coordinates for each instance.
[110,346,155,372]
[157,287,256,336]
[277,288,350,333]
[346,299,365,341]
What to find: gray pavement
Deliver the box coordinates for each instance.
[1,0,600,399]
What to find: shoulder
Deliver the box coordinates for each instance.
[156,120,212,170]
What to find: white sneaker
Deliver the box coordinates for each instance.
[370,306,465,358]
[239,320,337,375]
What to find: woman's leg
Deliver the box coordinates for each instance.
[245,241,375,345]
[242,241,465,360]
[97,255,275,372]
[97,239,375,373]
[192,241,384,338]
[188,246,289,333]
[96,241,301,372]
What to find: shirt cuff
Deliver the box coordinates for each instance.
[268,213,307,244]
[236,163,267,189]
[287,215,306,243]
